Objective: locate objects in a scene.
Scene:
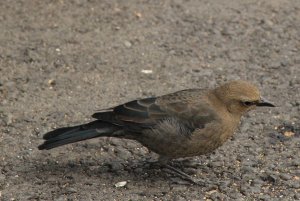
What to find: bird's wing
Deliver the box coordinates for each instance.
[157,89,218,129]
[92,89,218,130]
[92,97,167,127]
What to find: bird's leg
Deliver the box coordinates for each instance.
[138,154,162,169]
[158,156,209,186]
[164,164,200,185]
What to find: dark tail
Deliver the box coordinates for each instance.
[38,120,120,150]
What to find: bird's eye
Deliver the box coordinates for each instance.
[244,101,252,106]
[241,101,255,107]
[242,101,254,106]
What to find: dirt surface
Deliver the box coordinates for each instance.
[0,0,300,200]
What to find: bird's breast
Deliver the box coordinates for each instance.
[138,118,238,158]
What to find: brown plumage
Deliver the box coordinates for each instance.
[38,80,275,183]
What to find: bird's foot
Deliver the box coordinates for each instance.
[139,159,217,186]
[164,164,209,186]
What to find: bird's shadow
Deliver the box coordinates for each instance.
[27,155,194,186]
[24,152,217,188]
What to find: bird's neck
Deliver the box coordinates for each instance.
[207,91,242,126]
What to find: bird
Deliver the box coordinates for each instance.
[38,80,275,184]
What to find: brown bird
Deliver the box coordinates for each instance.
[38,80,275,184]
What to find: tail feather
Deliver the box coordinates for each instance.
[43,126,80,140]
[38,120,119,150]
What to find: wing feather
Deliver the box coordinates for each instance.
[92,89,218,132]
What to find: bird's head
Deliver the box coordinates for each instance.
[214,80,275,116]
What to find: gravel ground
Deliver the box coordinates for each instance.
[0,0,299,200]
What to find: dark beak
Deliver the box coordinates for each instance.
[256,97,275,107]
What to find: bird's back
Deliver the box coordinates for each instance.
[134,88,236,158]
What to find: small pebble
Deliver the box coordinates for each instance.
[124,41,132,48]
[141,69,153,74]
[114,181,127,188]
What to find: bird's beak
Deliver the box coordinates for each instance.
[256,97,275,107]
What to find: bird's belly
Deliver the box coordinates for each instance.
[139,137,224,158]
[138,129,227,159]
